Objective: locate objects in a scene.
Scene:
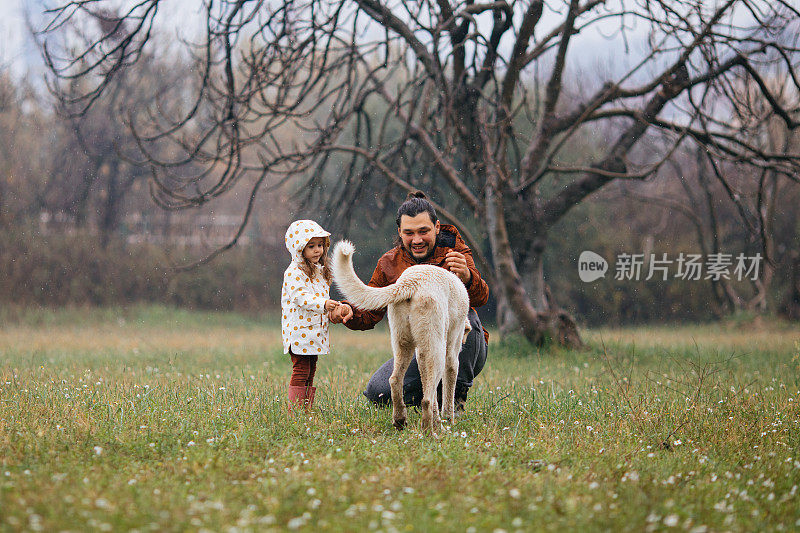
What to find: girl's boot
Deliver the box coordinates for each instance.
[288,385,309,414]
[306,386,316,411]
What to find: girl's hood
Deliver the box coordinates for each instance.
[285,220,331,263]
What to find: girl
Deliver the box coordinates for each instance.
[281,219,340,412]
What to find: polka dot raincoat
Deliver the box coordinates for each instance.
[281,220,332,355]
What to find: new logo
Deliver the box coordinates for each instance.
[578,251,608,282]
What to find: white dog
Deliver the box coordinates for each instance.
[332,240,471,432]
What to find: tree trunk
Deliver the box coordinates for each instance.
[521,243,583,348]
[781,252,800,320]
[99,165,120,249]
[485,184,583,348]
[0,178,5,226]
[496,291,520,338]
[521,240,551,310]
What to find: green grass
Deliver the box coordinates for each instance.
[1,306,799,532]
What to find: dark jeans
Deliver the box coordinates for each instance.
[363,308,487,406]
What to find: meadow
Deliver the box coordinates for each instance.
[1,306,798,532]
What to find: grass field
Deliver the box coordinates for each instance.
[1,306,798,532]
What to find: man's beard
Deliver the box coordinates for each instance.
[405,241,436,262]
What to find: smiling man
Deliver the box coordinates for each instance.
[329,191,490,411]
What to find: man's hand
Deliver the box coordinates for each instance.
[444,251,472,284]
[328,303,353,324]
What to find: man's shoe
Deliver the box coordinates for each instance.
[455,398,466,417]
[454,384,469,417]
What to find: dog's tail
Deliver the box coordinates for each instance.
[332,240,414,310]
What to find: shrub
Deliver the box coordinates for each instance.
[0,226,283,311]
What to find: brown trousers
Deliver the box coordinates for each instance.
[289,351,318,387]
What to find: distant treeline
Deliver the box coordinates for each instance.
[1,69,799,326]
[2,212,797,328]
[0,226,283,312]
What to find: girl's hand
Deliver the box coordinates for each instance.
[329,303,353,324]
[325,299,340,312]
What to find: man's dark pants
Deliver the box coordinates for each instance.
[363,308,487,406]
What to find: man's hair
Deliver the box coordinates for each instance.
[395,190,438,227]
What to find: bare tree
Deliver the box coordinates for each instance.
[0,70,18,225]
[0,72,55,226]
[616,66,800,318]
[34,10,199,247]
[39,0,800,346]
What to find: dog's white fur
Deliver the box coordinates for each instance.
[332,240,471,432]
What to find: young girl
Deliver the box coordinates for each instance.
[281,219,340,412]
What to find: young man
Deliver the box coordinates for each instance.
[329,191,490,410]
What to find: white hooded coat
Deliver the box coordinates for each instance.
[281,220,332,355]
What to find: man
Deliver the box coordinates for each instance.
[329,191,490,411]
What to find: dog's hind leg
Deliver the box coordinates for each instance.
[441,331,460,424]
[417,345,445,434]
[411,296,446,434]
[389,339,414,430]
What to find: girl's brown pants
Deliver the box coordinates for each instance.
[289,352,318,387]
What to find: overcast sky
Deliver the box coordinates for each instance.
[1,1,37,74]
[2,0,654,79]
[0,0,206,78]
[1,0,775,75]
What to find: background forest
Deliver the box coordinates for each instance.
[1,0,799,333]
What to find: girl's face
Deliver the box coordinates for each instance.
[303,237,326,263]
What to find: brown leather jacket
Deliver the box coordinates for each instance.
[343,224,490,344]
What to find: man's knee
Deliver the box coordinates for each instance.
[458,312,487,364]
[364,380,391,405]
